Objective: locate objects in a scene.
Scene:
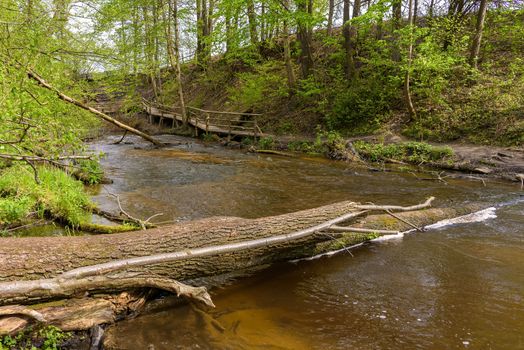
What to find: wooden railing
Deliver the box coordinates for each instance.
[142,98,264,140]
[186,106,263,140]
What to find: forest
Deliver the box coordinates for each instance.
[0,0,523,348]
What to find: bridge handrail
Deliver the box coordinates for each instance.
[143,98,261,117]
[142,97,264,139]
[186,106,262,117]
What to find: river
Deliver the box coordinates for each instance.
[90,135,522,349]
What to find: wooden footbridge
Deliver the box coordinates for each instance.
[142,99,265,140]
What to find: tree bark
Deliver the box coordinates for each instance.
[327,0,334,36]
[167,0,188,125]
[343,0,351,75]
[283,0,296,90]
[469,0,488,69]
[297,0,314,77]
[346,0,361,79]
[392,0,402,62]
[405,0,417,119]
[247,0,258,45]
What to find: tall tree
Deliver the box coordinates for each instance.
[392,0,402,62]
[344,0,361,78]
[404,0,416,119]
[166,0,188,124]
[327,0,334,35]
[469,0,488,69]
[247,0,259,44]
[296,0,314,77]
[282,0,296,89]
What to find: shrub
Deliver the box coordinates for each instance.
[354,141,454,163]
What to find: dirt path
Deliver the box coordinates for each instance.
[447,143,524,176]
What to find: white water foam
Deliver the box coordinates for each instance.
[291,207,498,262]
[424,207,497,230]
[372,207,498,243]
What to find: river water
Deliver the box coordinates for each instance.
[90,135,522,350]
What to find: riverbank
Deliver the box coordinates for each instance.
[253,132,524,183]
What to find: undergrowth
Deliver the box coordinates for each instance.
[354,141,454,163]
[0,326,71,350]
[0,165,93,227]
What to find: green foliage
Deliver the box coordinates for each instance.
[228,62,289,109]
[354,141,454,163]
[258,136,275,149]
[327,78,398,134]
[76,159,104,185]
[287,140,317,153]
[39,326,70,350]
[0,165,92,227]
[0,326,71,350]
[315,130,349,159]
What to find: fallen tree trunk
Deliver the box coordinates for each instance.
[0,198,482,335]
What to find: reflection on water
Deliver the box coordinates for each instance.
[91,135,522,349]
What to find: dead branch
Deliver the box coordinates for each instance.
[107,192,160,229]
[353,196,435,211]
[23,68,163,147]
[0,306,46,323]
[112,131,128,145]
[0,275,214,309]
[0,154,92,162]
[386,209,424,232]
[328,226,399,234]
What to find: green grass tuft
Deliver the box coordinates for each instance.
[0,165,92,227]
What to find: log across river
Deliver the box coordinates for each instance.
[1,134,522,349]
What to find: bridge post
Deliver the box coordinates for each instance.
[206,113,210,135]
[227,118,232,142]
[254,116,258,142]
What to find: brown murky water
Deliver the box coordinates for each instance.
[91,135,523,349]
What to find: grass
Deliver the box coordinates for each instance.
[0,165,92,227]
[354,141,454,163]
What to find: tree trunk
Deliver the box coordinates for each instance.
[297,0,314,78]
[392,0,402,62]
[343,0,351,75]
[0,198,484,333]
[405,0,417,119]
[196,0,203,63]
[143,5,159,98]
[413,0,418,24]
[171,0,188,124]
[0,198,477,299]
[327,0,334,36]
[346,0,361,79]
[247,0,258,45]
[469,0,488,69]
[283,0,296,90]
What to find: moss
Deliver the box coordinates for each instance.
[79,222,139,234]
